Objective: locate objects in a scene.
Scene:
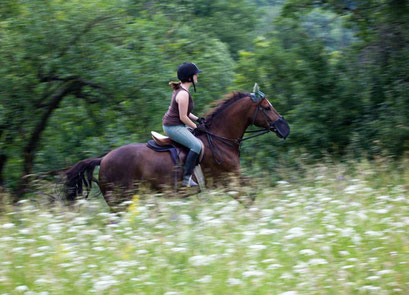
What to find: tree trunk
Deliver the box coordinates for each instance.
[14,82,76,200]
[0,153,7,186]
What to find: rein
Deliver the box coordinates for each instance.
[199,100,275,164]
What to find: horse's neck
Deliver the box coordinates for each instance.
[208,103,251,140]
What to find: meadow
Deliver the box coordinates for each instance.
[0,161,408,294]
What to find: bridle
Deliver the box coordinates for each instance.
[199,97,283,164]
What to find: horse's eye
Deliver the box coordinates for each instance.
[264,106,271,110]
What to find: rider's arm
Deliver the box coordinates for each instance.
[189,113,198,121]
[176,91,197,129]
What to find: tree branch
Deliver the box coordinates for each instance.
[56,15,114,59]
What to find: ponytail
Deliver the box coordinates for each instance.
[169,81,181,90]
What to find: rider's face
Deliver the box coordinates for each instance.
[193,74,198,84]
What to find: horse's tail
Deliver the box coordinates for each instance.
[63,157,102,202]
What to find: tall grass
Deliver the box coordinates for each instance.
[0,161,408,294]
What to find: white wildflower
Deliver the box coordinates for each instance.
[299,249,317,256]
[31,252,45,257]
[225,248,236,254]
[308,258,328,265]
[261,209,275,217]
[11,247,26,253]
[93,247,105,252]
[228,191,239,196]
[227,278,242,286]
[136,249,149,255]
[73,217,88,225]
[170,247,187,253]
[39,235,53,241]
[47,223,62,234]
[189,255,213,266]
[93,275,118,291]
[35,278,51,284]
[293,262,309,274]
[374,209,389,214]
[15,285,29,292]
[82,229,101,235]
[195,275,212,283]
[285,227,305,239]
[267,264,283,270]
[248,245,267,251]
[179,214,192,225]
[360,285,381,291]
[242,270,265,277]
[96,235,112,242]
[259,228,278,235]
[377,270,393,275]
[280,273,294,279]
[280,292,298,295]
[365,231,383,237]
[1,236,14,241]
[2,223,15,229]
[345,185,360,194]
[377,195,391,201]
[19,228,30,235]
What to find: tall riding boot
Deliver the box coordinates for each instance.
[182,150,200,187]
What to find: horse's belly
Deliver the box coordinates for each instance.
[99,143,176,190]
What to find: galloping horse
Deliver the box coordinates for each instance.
[64,88,290,207]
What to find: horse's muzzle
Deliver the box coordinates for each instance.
[270,116,290,139]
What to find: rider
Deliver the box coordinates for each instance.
[162,62,205,187]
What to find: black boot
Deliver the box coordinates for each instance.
[182,150,200,187]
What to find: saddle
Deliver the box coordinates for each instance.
[148,131,205,162]
[146,131,205,189]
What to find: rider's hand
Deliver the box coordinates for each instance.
[195,123,207,133]
[197,117,206,125]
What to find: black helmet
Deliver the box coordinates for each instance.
[177,62,202,82]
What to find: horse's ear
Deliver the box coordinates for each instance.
[251,83,265,102]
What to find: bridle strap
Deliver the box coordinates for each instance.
[200,99,275,164]
[242,100,272,141]
[241,129,270,141]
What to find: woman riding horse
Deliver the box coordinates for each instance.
[63,83,290,207]
[163,62,206,187]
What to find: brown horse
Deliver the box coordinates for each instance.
[64,90,290,207]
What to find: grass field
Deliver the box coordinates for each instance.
[0,161,408,294]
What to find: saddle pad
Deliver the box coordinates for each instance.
[147,140,180,165]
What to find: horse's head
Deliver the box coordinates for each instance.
[249,84,290,139]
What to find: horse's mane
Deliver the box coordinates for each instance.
[205,91,250,125]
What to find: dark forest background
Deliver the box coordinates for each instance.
[1,0,408,198]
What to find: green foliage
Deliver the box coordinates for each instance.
[236,0,409,171]
[1,0,409,192]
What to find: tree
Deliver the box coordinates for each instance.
[0,0,237,198]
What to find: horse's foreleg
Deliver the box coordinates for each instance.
[223,171,255,208]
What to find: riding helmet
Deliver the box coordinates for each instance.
[177,62,202,82]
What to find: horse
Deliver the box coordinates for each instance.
[63,89,290,207]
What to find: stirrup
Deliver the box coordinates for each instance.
[182,176,198,187]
